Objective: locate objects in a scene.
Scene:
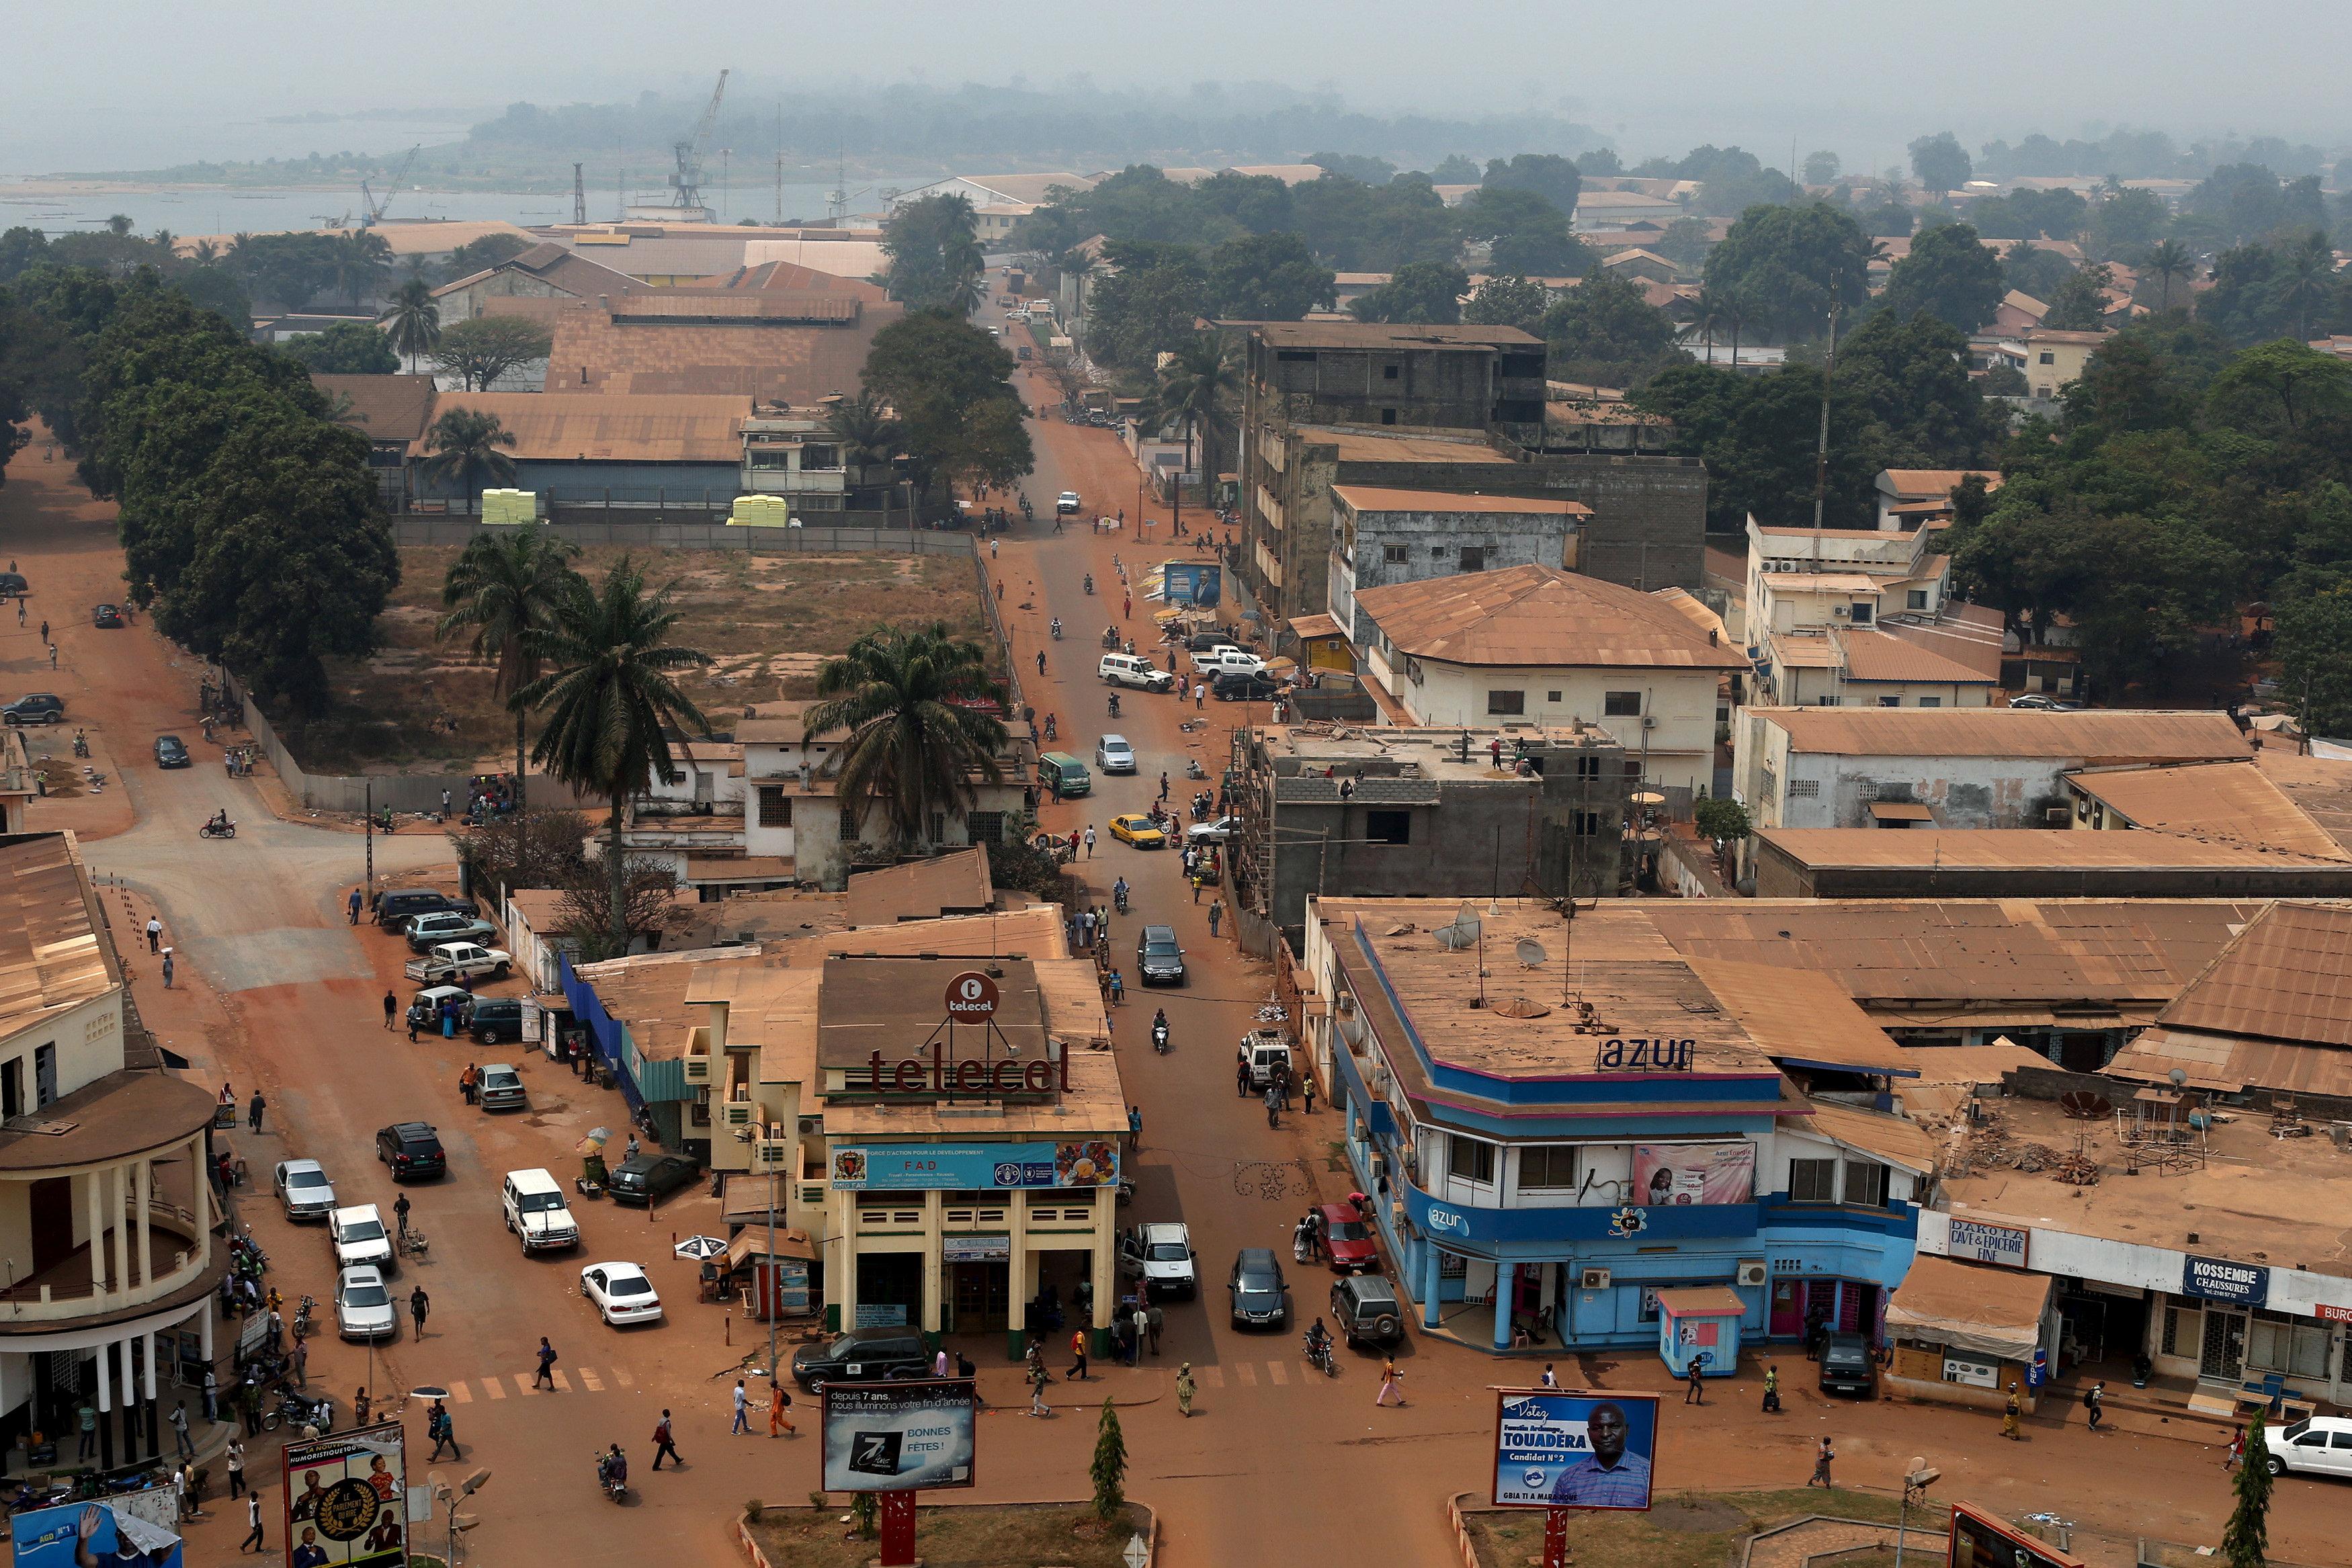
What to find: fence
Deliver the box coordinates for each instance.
[392,519,980,554]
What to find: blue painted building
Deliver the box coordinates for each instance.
[1300,900,1932,1361]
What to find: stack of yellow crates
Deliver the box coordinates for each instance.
[479,489,538,525]
[728,494,791,526]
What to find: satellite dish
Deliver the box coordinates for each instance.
[2058,1092,2112,1120]
[2169,1068,2188,1088]
[1491,998,1551,1018]
[1515,938,1549,969]
[1436,903,1483,951]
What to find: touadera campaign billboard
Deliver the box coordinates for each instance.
[1490,1390,1660,1510]
[822,1381,978,1493]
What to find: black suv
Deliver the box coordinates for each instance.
[2,694,64,726]
[1228,1248,1289,1330]
[1331,1274,1406,1348]
[607,1153,701,1207]
[466,997,526,1043]
[1136,924,1185,986]
[1212,672,1283,702]
[789,1326,930,1391]
[1818,1332,1877,1397]
[376,1122,447,1180]
[376,889,464,929]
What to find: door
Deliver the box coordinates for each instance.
[28,1177,71,1272]
[2201,1307,2247,1381]
[1769,1278,1802,1338]
[1835,1282,1863,1333]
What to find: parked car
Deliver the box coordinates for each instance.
[335,1265,398,1341]
[790,1326,931,1391]
[1099,653,1173,691]
[1187,816,1243,844]
[1136,924,1185,984]
[1212,672,1284,702]
[271,1158,337,1221]
[1313,1201,1379,1272]
[405,910,498,952]
[476,1063,526,1111]
[405,941,511,984]
[375,889,467,930]
[0,573,27,595]
[1118,1222,1198,1299]
[1228,1248,1290,1329]
[1818,1332,1877,1397]
[2008,694,2083,711]
[1331,1274,1406,1348]
[2269,1415,2352,1479]
[406,986,471,1034]
[606,1153,700,1207]
[327,1205,394,1272]
[1095,734,1137,773]
[1190,646,1263,678]
[91,604,125,629]
[1240,1029,1294,1090]
[376,1122,446,1180]
[581,1262,664,1326]
[3,694,65,726]
[500,1168,581,1252]
[1056,491,1081,515]
[153,734,190,769]
[466,996,527,1044]
[1107,813,1165,849]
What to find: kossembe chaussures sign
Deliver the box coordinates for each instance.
[2182,1254,2268,1306]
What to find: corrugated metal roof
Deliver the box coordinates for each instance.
[1801,1098,1940,1173]
[1332,486,1590,517]
[2067,762,2348,861]
[0,832,118,1046]
[1355,564,1749,670]
[312,373,435,443]
[416,392,751,464]
[543,294,896,402]
[1757,828,2348,870]
[1757,707,2251,760]
[1684,959,1913,1074]
[2151,902,2352,1047]
[1839,630,1999,685]
[2255,750,2352,855]
[845,848,995,928]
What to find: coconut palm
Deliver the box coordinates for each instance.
[805,625,1007,853]
[1149,335,1238,476]
[419,408,517,506]
[437,531,584,836]
[386,278,441,372]
[190,238,222,266]
[513,560,712,950]
[828,390,904,468]
[329,229,394,306]
[2278,232,2336,343]
[2142,239,2195,312]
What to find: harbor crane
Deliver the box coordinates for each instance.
[669,70,729,213]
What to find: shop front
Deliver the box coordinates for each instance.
[1884,1254,2058,1412]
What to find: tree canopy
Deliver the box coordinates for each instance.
[882,193,984,313]
[1349,262,1470,326]
[280,321,398,375]
[860,310,1032,500]
[1701,203,1872,342]
[1880,220,2006,334]
[429,314,553,391]
[1907,132,1974,198]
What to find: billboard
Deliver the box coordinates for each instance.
[11,1499,183,1568]
[1491,1390,1659,1510]
[283,1421,409,1568]
[830,1140,1120,1191]
[1948,1503,2085,1568]
[1632,1143,1755,1207]
[1160,561,1222,609]
[822,1380,978,1492]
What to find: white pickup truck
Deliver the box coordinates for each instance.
[405,941,512,984]
[1189,646,1265,678]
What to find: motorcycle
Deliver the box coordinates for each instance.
[1114,885,1130,915]
[198,820,237,840]
[71,730,89,758]
[594,1452,627,1504]
[1304,1333,1335,1377]
[1050,618,1062,640]
[1083,574,1095,595]
[1042,716,1058,742]
[1191,792,1214,822]
[262,1391,335,1433]
[1107,694,1121,718]
[292,1295,316,1340]
[1151,1018,1169,1054]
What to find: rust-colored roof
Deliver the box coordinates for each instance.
[2067,761,2348,861]
[1684,958,1913,1076]
[1331,486,1589,517]
[1354,564,1747,670]
[431,242,646,302]
[2151,902,2352,1047]
[415,392,750,463]
[1654,1287,1747,1317]
[1801,1098,1940,1173]
[1757,828,2349,871]
[541,292,898,402]
[699,259,890,305]
[311,373,435,444]
[1878,469,2001,497]
[1884,614,2006,683]
[2254,750,2352,855]
[1294,427,1514,465]
[0,832,119,1047]
[1754,707,2251,760]
[1253,322,1540,351]
[845,848,995,928]
[1839,629,1998,685]
[1288,613,1343,640]
[0,1070,215,1172]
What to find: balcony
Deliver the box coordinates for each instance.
[0,1201,211,1323]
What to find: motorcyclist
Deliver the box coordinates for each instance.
[1107,693,1121,717]
[1151,1007,1168,1040]
[1083,573,1094,595]
[598,1443,627,1489]
[1043,714,1058,741]
[1050,617,1062,638]
[1304,1317,1333,1363]
[207,808,232,834]
[1112,876,1130,910]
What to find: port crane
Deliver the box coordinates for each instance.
[669,71,729,213]
[358,143,423,227]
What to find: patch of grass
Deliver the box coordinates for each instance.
[271,545,993,774]
[1463,1488,1903,1568]
[747,1500,1147,1568]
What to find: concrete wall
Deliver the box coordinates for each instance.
[413,460,743,505]
[392,520,979,554]
[1331,501,1579,635]
[1749,838,2352,900]
[1386,662,1718,794]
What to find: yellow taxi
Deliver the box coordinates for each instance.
[1107,813,1167,849]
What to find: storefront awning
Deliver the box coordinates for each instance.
[1886,1255,2051,1362]
[1654,1287,1747,1317]
[726,1225,819,1267]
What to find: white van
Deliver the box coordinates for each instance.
[1099,652,1172,691]
[501,1168,581,1252]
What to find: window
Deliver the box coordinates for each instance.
[1519,1145,1577,1190]
[1849,601,1874,625]
[929,812,947,844]
[800,443,842,470]
[1383,543,1409,564]
[839,807,862,840]
[0,1057,17,1118]
[966,810,1003,846]
[1383,363,1400,380]
[2249,1309,2331,1379]
[2038,351,2056,365]
[1547,691,1562,703]
[1918,696,1942,707]
[1380,408,1397,425]
[1878,695,1901,707]
[1843,1161,1890,1208]
[1575,755,1601,779]
[1458,547,1487,572]
[1572,811,1605,837]
[1429,546,1447,557]
[690,1089,711,1127]
[1907,589,1929,609]
[1787,779,1820,798]
[757,786,792,828]
[1487,690,1525,715]
[1815,695,1840,705]
[1364,810,1411,845]
[1603,691,1641,716]
[2162,1303,2199,1357]
[1447,1135,1497,1184]
[1788,1158,1838,1203]
[746,447,791,470]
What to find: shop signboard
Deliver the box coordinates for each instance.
[831,1141,1120,1191]
[1941,1354,2000,1389]
[822,1380,978,1492]
[1491,1390,1659,1510]
[941,1234,1011,1263]
[1631,1143,1755,1207]
[282,1422,409,1568]
[2314,1302,2352,1324]
[1945,1218,2029,1269]
[2181,1254,2268,1307]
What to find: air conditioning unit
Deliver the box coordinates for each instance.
[2044,806,2071,827]
[1736,1260,1769,1288]
[1640,715,1656,729]
[1833,604,1851,617]
[1579,1266,1612,1291]
[798,1116,823,1136]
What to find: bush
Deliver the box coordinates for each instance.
[1693,796,1752,844]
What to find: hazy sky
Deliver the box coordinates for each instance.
[9,0,2348,177]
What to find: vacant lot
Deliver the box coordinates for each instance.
[1464,1487,1906,1568]
[745,1501,1148,1568]
[269,546,993,773]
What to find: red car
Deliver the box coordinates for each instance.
[1316,1203,1379,1272]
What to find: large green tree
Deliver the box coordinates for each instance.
[860,310,1032,503]
[281,321,399,374]
[1702,204,1871,341]
[1464,275,1552,333]
[2275,589,2352,740]
[882,193,985,313]
[1349,261,1469,325]
[804,623,1007,852]
[514,558,712,951]
[438,529,585,830]
[1481,154,1581,221]
[1085,245,1207,367]
[1907,132,1973,198]
[1540,269,1678,385]
[429,314,552,391]
[1204,232,1334,320]
[1880,220,2006,333]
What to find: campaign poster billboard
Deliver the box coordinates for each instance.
[11,1499,183,1568]
[822,1380,977,1492]
[1632,1142,1755,1207]
[1160,561,1222,609]
[1493,1390,1658,1510]
[830,1140,1120,1191]
[283,1420,409,1568]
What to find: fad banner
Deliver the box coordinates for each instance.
[283,1420,408,1568]
[11,1499,183,1568]
[822,1380,978,1493]
[1491,1390,1660,1511]
[1631,1143,1755,1207]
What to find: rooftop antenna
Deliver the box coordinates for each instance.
[1810,302,1843,528]
[774,103,785,226]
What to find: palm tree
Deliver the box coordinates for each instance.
[420,408,518,507]
[1688,288,1729,362]
[805,625,1008,853]
[386,278,441,372]
[190,239,222,267]
[513,560,712,950]
[437,531,584,841]
[2279,232,2335,343]
[2142,240,2195,312]
[829,391,905,507]
[1149,335,1238,477]
[330,230,394,306]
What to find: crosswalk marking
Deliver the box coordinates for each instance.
[613,1366,634,1387]
[577,1369,603,1393]
[514,1375,538,1397]
[549,1370,572,1393]
[480,1378,505,1401]
[1236,1362,1259,1387]
[446,1382,471,1405]
[1199,1365,1224,1389]
[1267,1360,1288,1385]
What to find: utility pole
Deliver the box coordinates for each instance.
[1810,303,1843,529]
[774,103,784,226]
[364,780,375,910]
[571,164,587,227]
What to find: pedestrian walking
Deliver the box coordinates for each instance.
[1068,1327,1090,1381]
[1263,1083,1281,1128]
[460,1063,480,1104]
[240,1491,265,1554]
[168,1463,186,1522]
[78,1401,96,1458]
[289,1338,307,1389]
[652,1410,683,1469]
[2002,1382,2023,1439]
[381,990,396,1029]
[1302,1074,1317,1114]
[1028,1362,1052,1416]
[265,1309,283,1353]
[1146,1302,1163,1355]
[1208,898,1223,937]
[226,1439,246,1499]
[1130,1305,1148,1364]
[1375,1358,1406,1407]
[169,1399,194,1461]
[246,1090,263,1132]
[1236,1055,1252,1098]
[38,619,48,644]
[1808,1436,1835,1487]
[1083,825,1096,857]
[347,887,362,924]
[48,643,56,670]
[1685,1358,1706,1405]
[1158,771,1170,803]
[2226,1425,2246,1469]
[1176,1362,1196,1415]
[353,1389,371,1426]
[1540,1363,1559,1389]
[427,1400,458,1461]
[1762,1364,1781,1413]
[730,1378,750,1433]
[767,1379,795,1437]
[146,916,161,953]
[1127,1104,1142,1151]
[1195,685,1205,711]
[2085,1381,2105,1432]
[203,1370,218,1424]
[409,1284,428,1338]
[163,949,175,989]
[533,1337,557,1389]
[405,1004,420,1044]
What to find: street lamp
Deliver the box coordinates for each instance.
[1894,1455,1939,1568]
[439,1467,489,1567]
[734,1125,780,1378]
